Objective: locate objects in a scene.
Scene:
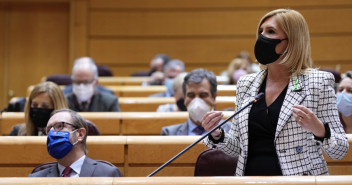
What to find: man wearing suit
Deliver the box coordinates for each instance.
[161,69,231,135]
[65,57,120,112]
[29,109,122,177]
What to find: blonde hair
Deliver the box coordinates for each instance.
[19,82,68,136]
[257,9,313,75]
[226,58,249,84]
[172,72,188,93]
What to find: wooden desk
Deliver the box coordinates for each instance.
[105,85,236,97]
[98,76,229,86]
[0,135,351,177]
[0,112,235,136]
[119,96,235,112]
[27,85,236,97]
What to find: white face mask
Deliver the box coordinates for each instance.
[73,82,95,102]
[187,97,211,123]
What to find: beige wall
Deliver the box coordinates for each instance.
[1,0,352,108]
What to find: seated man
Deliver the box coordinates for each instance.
[29,108,122,177]
[161,69,231,135]
[66,57,120,112]
[149,59,186,97]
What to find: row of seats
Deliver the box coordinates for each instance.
[27,84,236,97]
[0,112,234,135]
[45,76,229,86]
[1,135,351,177]
[7,96,236,112]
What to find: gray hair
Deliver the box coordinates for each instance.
[183,68,217,97]
[71,57,98,79]
[163,59,185,72]
[50,108,88,154]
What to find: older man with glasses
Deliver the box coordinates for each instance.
[65,57,120,112]
[29,108,122,177]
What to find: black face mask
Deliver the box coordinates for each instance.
[30,108,54,128]
[254,34,287,65]
[176,98,187,111]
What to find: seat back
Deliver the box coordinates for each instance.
[97,65,113,76]
[46,74,72,85]
[31,161,57,174]
[86,119,101,135]
[194,149,238,176]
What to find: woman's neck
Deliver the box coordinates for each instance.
[267,64,290,82]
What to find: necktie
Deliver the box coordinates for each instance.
[193,126,205,135]
[81,101,88,111]
[62,167,72,177]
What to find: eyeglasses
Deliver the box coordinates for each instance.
[46,122,77,135]
[72,79,96,85]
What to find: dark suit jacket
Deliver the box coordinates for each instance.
[29,157,122,177]
[66,91,120,112]
[161,119,231,135]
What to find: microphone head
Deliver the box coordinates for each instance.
[254,92,264,102]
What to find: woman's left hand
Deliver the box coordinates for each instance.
[292,105,326,138]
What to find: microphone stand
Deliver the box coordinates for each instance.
[147,92,264,177]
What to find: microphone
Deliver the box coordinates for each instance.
[147,92,264,177]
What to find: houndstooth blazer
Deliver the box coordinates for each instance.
[204,69,349,176]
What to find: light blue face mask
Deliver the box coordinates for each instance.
[164,78,174,96]
[337,92,352,116]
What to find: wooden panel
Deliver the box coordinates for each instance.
[128,167,195,177]
[89,37,352,71]
[127,136,207,163]
[120,112,189,135]
[90,8,352,36]
[69,0,88,64]
[79,112,121,135]
[89,10,259,36]
[90,0,352,9]
[0,4,6,109]
[6,3,69,99]
[89,38,253,65]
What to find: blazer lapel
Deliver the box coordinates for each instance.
[176,122,189,135]
[275,73,306,139]
[80,157,97,177]
[238,70,267,138]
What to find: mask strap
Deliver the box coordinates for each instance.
[70,129,80,146]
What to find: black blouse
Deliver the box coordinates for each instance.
[244,76,288,176]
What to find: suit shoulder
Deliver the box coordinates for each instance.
[97,91,118,101]
[304,69,334,84]
[162,123,185,130]
[28,167,53,177]
[161,123,187,135]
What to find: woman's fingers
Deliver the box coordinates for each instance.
[201,111,223,131]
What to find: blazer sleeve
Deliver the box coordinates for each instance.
[316,73,349,160]
[203,76,248,157]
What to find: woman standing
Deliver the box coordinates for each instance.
[201,9,348,176]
